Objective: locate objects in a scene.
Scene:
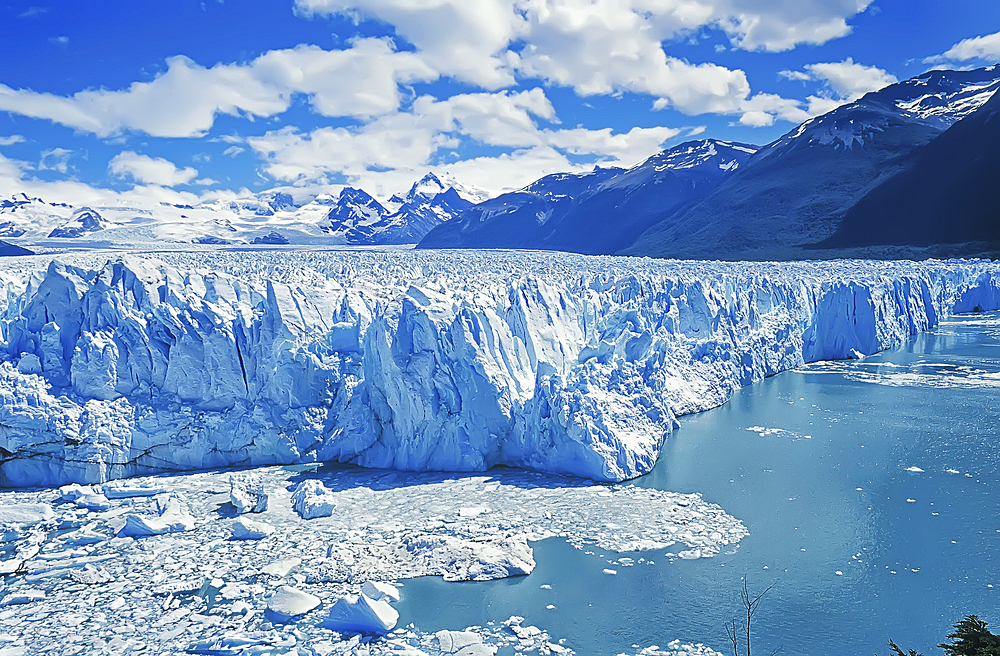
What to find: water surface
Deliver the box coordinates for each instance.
[397,312,1000,655]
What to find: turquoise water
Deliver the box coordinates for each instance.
[395,312,1000,655]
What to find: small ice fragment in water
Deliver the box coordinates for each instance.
[835,571,843,576]
[906,467,925,473]
[603,568,617,575]
[435,630,485,654]
[906,499,916,503]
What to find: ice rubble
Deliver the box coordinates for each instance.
[0,464,742,654]
[0,250,998,486]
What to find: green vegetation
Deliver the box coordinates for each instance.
[886,614,1000,656]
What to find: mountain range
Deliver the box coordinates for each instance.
[1,65,998,259]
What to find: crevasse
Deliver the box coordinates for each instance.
[0,250,997,487]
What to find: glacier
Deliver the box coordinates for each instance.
[0,249,998,487]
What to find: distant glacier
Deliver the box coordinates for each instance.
[0,249,998,487]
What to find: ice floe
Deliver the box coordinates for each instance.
[0,463,745,653]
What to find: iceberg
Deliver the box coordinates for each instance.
[323,594,399,634]
[0,250,997,486]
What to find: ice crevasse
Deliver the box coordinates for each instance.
[0,249,997,487]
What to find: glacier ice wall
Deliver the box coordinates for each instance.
[0,250,998,486]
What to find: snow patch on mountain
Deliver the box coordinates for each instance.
[0,250,997,488]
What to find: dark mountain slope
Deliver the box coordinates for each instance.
[419,139,756,255]
[817,89,1000,251]
[624,66,1000,260]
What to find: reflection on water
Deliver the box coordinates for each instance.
[396,311,1000,656]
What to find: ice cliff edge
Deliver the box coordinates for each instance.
[0,251,998,487]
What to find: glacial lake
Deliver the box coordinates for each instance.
[396,311,1000,656]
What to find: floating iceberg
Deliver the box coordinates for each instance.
[0,250,997,486]
[323,593,399,634]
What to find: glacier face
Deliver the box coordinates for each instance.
[0,249,998,487]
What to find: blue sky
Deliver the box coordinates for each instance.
[0,0,998,203]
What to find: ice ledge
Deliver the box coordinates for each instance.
[0,251,998,486]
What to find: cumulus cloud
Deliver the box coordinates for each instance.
[773,58,896,121]
[108,151,199,186]
[0,135,25,146]
[926,31,1000,64]
[296,0,872,113]
[247,88,684,195]
[0,38,436,138]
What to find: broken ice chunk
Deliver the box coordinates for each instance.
[436,630,492,655]
[323,594,398,635]
[0,589,45,606]
[230,474,268,514]
[119,493,195,537]
[291,480,336,519]
[68,564,114,585]
[59,527,108,546]
[262,557,301,577]
[0,504,54,525]
[74,493,112,511]
[231,517,274,540]
[361,581,400,603]
[59,484,96,502]
[100,483,165,499]
[266,585,321,622]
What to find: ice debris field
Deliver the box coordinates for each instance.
[0,249,998,486]
[0,464,741,654]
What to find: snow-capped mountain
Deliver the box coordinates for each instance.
[419,139,756,255]
[341,172,474,245]
[624,64,1000,261]
[321,187,392,242]
[417,167,624,251]
[0,172,480,248]
[48,207,105,238]
[820,82,1000,252]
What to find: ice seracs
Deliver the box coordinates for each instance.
[0,252,997,486]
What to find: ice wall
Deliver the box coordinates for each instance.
[0,251,998,486]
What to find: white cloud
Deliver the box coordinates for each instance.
[0,135,25,146]
[927,31,1000,64]
[108,151,199,187]
[768,58,896,123]
[295,0,872,113]
[39,147,72,173]
[222,146,245,157]
[0,38,436,138]
[796,58,897,101]
[246,87,687,195]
